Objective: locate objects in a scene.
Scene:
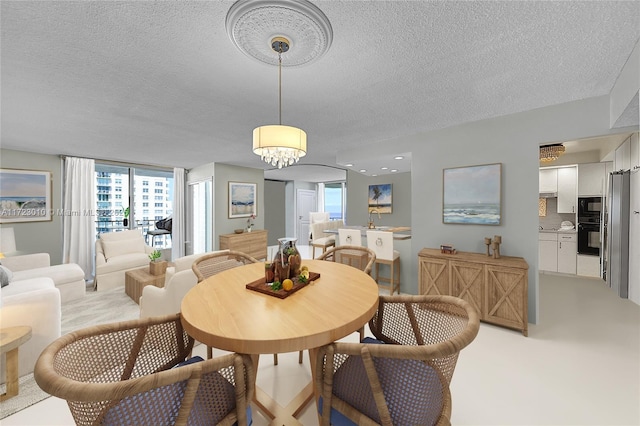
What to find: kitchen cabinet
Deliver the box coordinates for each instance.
[539,232,577,274]
[576,254,600,277]
[615,136,631,171]
[539,168,558,193]
[557,233,577,274]
[418,248,529,336]
[557,166,577,213]
[630,132,639,172]
[539,233,558,272]
[578,162,606,196]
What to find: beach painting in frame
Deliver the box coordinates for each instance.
[443,163,501,225]
[368,184,392,214]
[228,181,256,218]
[0,168,52,223]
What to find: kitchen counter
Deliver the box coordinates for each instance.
[323,225,412,240]
[539,228,577,234]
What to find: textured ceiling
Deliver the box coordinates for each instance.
[1,1,639,181]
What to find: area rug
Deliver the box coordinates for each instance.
[0,286,140,419]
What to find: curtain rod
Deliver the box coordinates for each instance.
[59,155,179,172]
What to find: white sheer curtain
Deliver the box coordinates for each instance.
[172,167,186,260]
[317,182,325,212]
[62,157,96,281]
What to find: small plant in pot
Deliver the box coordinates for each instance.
[148,250,167,276]
[122,207,130,227]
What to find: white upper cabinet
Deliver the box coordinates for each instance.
[539,168,558,193]
[630,132,639,172]
[557,166,577,214]
[615,136,631,171]
[578,163,606,196]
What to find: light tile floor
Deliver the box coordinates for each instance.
[3,254,639,425]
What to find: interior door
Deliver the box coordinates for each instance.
[296,189,316,244]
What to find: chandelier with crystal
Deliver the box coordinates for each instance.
[252,37,306,169]
[539,143,566,162]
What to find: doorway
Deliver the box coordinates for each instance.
[296,189,316,243]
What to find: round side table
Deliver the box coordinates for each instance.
[1,326,32,401]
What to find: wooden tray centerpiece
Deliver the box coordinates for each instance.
[246,272,320,299]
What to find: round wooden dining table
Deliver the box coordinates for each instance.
[180,259,380,425]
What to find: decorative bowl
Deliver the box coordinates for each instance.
[234,229,244,234]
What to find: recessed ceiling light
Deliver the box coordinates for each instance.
[394,156,404,160]
[372,174,377,177]
[345,163,353,167]
[381,167,388,170]
[391,169,398,172]
[359,169,366,173]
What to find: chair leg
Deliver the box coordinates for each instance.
[298,350,303,364]
[273,353,278,365]
[207,346,213,359]
[358,326,364,342]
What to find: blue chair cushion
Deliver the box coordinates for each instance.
[104,356,252,425]
[320,346,444,425]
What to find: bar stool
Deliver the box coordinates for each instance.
[366,230,400,295]
[338,228,369,271]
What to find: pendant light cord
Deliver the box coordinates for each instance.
[278,49,282,126]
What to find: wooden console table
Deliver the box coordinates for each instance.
[219,229,267,261]
[418,248,529,336]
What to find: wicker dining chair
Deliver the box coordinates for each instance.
[318,245,377,340]
[34,314,255,426]
[192,250,302,365]
[317,245,376,276]
[315,294,480,426]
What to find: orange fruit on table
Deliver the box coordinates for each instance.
[282,279,293,291]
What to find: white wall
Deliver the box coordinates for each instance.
[338,95,639,324]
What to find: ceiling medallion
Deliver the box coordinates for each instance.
[226,0,333,67]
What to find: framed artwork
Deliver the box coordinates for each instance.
[368,183,392,213]
[228,181,256,218]
[443,163,501,225]
[0,168,53,223]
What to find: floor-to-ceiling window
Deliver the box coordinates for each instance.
[95,163,173,248]
[324,182,345,221]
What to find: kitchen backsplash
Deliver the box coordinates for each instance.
[539,197,576,230]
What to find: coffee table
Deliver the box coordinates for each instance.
[1,326,32,401]
[125,267,165,304]
[180,259,379,425]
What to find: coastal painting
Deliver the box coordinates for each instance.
[228,181,256,218]
[368,184,392,214]
[0,169,52,223]
[443,163,501,225]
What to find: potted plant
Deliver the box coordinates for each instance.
[122,207,130,227]
[148,249,167,276]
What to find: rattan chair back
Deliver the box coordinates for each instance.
[192,250,259,283]
[317,245,376,275]
[34,314,254,426]
[315,294,480,426]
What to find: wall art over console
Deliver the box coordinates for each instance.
[443,163,501,225]
[0,168,52,223]
[228,181,256,218]
[368,183,392,213]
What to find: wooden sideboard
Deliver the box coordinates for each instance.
[418,248,529,336]
[219,230,268,261]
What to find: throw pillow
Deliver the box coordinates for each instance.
[102,238,145,260]
[0,265,13,288]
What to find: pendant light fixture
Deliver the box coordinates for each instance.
[252,37,307,169]
[539,143,566,162]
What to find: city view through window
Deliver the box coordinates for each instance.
[95,164,173,248]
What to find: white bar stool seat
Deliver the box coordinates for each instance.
[338,228,368,271]
[366,230,400,295]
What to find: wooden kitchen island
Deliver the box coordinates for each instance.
[418,248,529,336]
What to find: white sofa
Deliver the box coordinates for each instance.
[0,253,85,302]
[95,229,154,292]
[0,277,61,384]
[139,250,225,318]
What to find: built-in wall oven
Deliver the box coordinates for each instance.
[578,222,601,256]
